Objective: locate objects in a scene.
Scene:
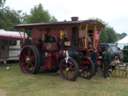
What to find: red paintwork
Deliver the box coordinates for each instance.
[42,52,58,71]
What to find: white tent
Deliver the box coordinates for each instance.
[0,29,27,40]
[116,36,128,49]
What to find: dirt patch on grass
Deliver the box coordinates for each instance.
[0,89,6,96]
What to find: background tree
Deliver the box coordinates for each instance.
[0,0,21,30]
[0,2,57,30]
[0,7,20,30]
[24,4,57,23]
[92,18,118,43]
[100,26,127,43]
[100,26,118,43]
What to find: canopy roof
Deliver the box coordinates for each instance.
[117,36,128,44]
[0,29,27,40]
[116,36,128,49]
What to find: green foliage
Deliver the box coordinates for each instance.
[0,2,57,31]
[100,26,118,43]
[90,18,119,43]
[0,0,20,30]
[24,4,57,23]
[0,7,20,30]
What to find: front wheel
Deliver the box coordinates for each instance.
[80,57,95,79]
[59,58,79,81]
[19,45,41,74]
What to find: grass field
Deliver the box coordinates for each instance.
[0,64,128,96]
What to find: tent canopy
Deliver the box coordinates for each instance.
[116,36,128,49]
[117,36,128,43]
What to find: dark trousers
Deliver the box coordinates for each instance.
[91,52,97,72]
[103,61,112,78]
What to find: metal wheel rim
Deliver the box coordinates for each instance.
[20,47,36,73]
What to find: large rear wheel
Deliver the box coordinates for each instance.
[59,58,79,81]
[19,45,41,74]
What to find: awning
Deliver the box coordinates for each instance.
[0,29,27,40]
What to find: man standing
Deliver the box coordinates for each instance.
[102,47,112,78]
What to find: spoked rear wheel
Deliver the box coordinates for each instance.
[80,57,95,79]
[59,58,79,81]
[19,45,41,74]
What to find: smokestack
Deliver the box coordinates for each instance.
[71,17,79,21]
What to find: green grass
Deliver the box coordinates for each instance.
[0,64,128,96]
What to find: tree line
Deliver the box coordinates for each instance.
[0,0,56,30]
[0,0,127,43]
[100,26,127,43]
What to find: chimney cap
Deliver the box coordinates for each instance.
[71,17,79,21]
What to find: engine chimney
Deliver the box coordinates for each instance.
[71,17,79,21]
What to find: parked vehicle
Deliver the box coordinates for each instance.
[16,17,104,81]
[0,29,27,63]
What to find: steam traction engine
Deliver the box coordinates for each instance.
[16,17,104,81]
